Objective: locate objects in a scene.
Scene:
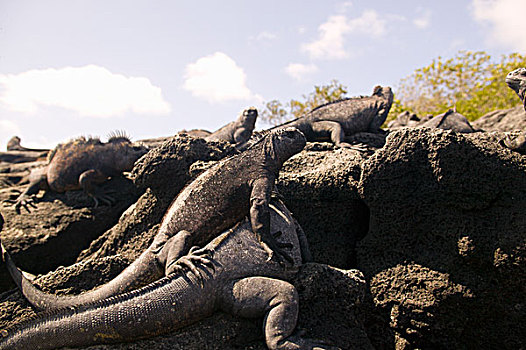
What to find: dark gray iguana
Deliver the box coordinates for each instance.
[268,86,393,149]
[502,67,526,153]
[205,107,258,145]
[0,200,337,350]
[10,133,149,213]
[5,128,307,311]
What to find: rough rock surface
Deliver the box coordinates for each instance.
[1,124,525,349]
[472,104,526,131]
[277,142,370,268]
[358,128,526,349]
[0,176,141,291]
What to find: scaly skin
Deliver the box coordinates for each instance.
[0,200,335,350]
[13,135,149,212]
[503,68,526,153]
[6,128,306,311]
[271,86,393,149]
[205,107,258,146]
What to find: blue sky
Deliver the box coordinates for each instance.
[1,0,525,148]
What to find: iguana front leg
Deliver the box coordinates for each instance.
[250,177,293,263]
[79,169,113,207]
[311,121,356,149]
[11,168,47,213]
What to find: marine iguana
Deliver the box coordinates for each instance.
[268,86,393,149]
[205,107,258,145]
[0,200,336,350]
[502,67,526,153]
[6,136,49,153]
[11,133,149,213]
[4,128,307,311]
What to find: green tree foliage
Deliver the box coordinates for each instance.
[395,51,526,121]
[260,80,348,125]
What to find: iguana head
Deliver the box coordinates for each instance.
[265,127,306,167]
[506,68,526,110]
[110,137,149,172]
[237,107,258,130]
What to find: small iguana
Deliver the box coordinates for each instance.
[11,133,149,212]
[502,67,526,153]
[6,136,49,153]
[0,200,338,350]
[205,107,258,145]
[5,128,307,311]
[269,86,393,149]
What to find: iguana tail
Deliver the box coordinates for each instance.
[0,272,215,350]
[1,235,163,311]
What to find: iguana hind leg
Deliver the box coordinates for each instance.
[219,277,339,350]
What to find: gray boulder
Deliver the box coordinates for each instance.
[357,128,526,348]
[472,105,526,132]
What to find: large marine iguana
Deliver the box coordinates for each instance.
[205,107,258,146]
[11,133,149,212]
[502,67,526,153]
[268,86,393,149]
[0,200,337,350]
[4,128,307,311]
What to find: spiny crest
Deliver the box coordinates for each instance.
[235,129,271,152]
[47,136,102,162]
[107,130,131,144]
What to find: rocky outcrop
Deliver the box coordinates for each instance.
[277,143,370,267]
[388,109,477,133]
[1,126,525,349]
[472,105,526,131]
[0,176,141,291]
[358,128,526,348]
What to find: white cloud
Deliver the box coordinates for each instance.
[471,0,526,51]
[253,31,277,41]
[413,9,431,29]
[348,10,387,37]
[285,63,319,81]
[0,65,171,117]
[301,11,387,60]
[183,52,262,103]
[301,15,352,60]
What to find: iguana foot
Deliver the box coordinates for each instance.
[260,230,294,265]
[8,191,38,214]
[88,190,116,208]
[165,246,215,281]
